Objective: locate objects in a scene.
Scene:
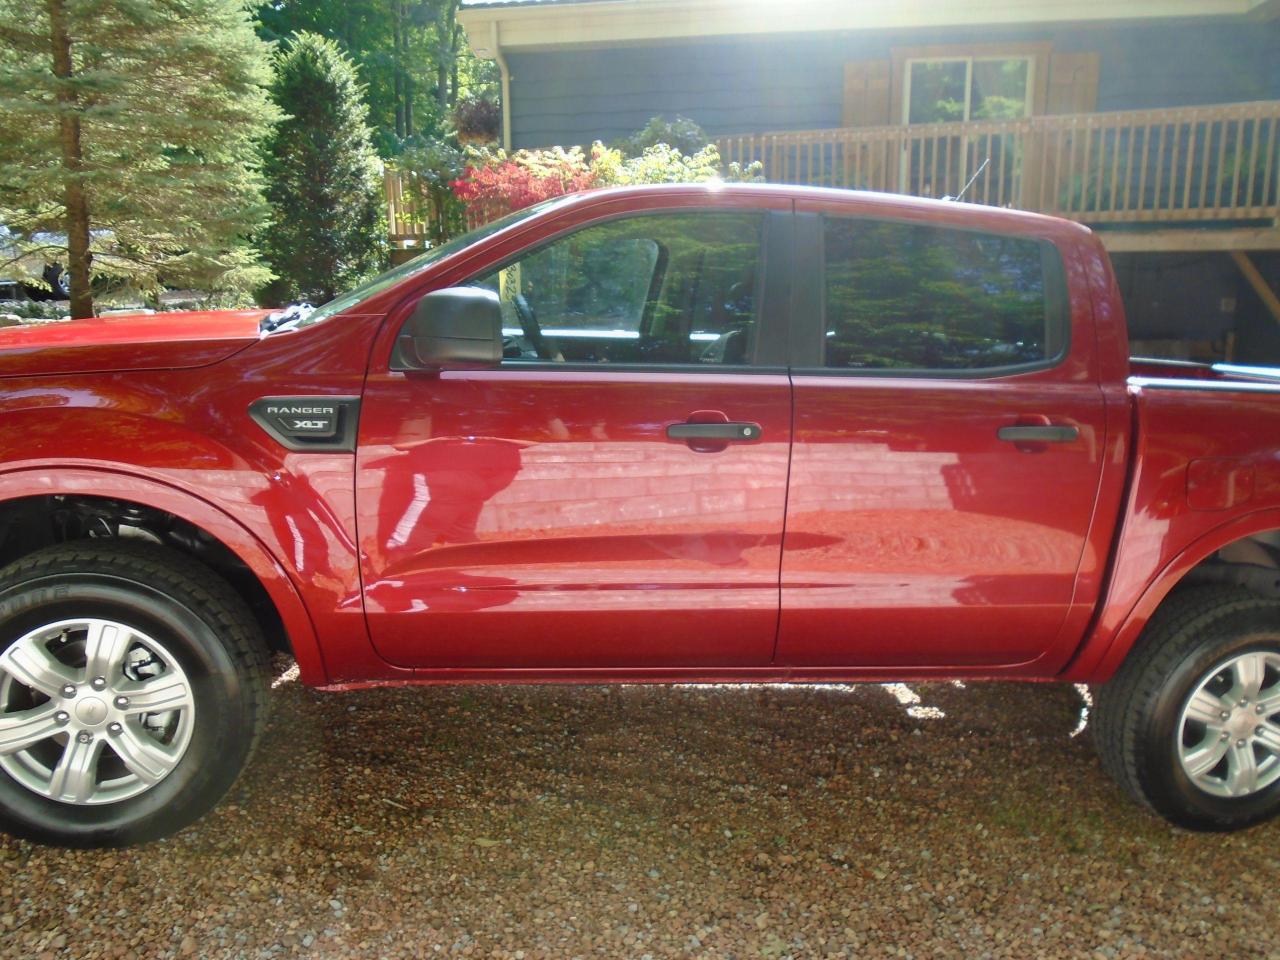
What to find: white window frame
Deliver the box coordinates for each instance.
[901,55,1036,125]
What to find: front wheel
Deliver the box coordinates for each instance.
[0,541,269,847]
[1093,586,1280,831]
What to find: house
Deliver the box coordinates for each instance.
[455,0,1280,363]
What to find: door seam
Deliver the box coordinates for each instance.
[770,370,795,666]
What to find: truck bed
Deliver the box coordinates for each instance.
[1130,357,1280,388]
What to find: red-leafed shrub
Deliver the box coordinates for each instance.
[450,140,763,228]
[451,146,599,226]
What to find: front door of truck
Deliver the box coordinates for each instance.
[775,210,1107,668]
[357,207,793,668]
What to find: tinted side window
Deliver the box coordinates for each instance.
[822,218,1066,372]
[470,212,764,365]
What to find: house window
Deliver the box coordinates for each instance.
[904,57,1033,125]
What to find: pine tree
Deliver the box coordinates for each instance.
[260,32,386,306]
[254,1,497,153]
[0,0,280,318]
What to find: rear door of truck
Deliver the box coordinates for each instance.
[774,202,1108,669]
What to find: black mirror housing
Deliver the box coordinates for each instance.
[391,287,503,371]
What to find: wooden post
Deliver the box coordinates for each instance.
[1231,251,1280,325]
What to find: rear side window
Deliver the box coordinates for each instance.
[821,217,1067,372]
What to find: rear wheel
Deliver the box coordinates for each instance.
[0,541,269,847]
[1093,586,1280,831]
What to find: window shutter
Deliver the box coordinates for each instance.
[1046,52,1100,115]
[842,60,891,127]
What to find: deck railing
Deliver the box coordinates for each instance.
[717,100,1280,225]
[385,101,1280,245]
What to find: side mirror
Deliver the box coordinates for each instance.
[391,287,503,371]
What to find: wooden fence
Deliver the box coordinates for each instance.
[385,169,433,245]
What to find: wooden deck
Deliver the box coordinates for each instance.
[718,100,1280,251]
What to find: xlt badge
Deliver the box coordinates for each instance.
[249,397,360,452]
[263,403,339,437]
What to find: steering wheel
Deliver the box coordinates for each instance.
[513,294,560,361]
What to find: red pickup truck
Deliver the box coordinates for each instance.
[1,184,1278,847]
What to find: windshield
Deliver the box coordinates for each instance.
[280,198,572,330]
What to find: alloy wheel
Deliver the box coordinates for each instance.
[0,619,195,805]
[1177,650,1280,799]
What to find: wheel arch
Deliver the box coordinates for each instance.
[1065,508,1280,683]
[0,467,326,685]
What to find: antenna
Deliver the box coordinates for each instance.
[944,157,991,203]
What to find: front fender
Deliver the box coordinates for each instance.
[0,312,407,686]
[0,457,329,684]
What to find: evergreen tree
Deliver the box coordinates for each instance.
[255,1,498,154]
[261,32,386,306]
[0,0,279,317]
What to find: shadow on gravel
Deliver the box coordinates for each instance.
[3,668,1276,959]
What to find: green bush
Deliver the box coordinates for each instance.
[618,116,710,157]
[0,299,68,321]
[594,142,723,184]
[397,135,469,243]
[260,33,387,306]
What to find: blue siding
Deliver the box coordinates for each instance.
[506,21,1280,148]
[1062,23,1279,110]
[506,40,849,146]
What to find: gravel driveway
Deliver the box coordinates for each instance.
[3,663,1277,960]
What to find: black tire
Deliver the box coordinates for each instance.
[1092,585,1280,831]
[0,540,269,847]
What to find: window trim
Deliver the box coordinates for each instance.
[455,207,788,373]
[792,212,1072,381]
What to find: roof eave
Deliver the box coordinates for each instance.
[460,0,1276,58]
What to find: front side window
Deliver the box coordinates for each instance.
[467,212,765,365]
[822,217,1066,372]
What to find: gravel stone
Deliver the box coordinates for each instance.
[1,663,1276,958]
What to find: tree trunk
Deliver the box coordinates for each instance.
[449,21,461,107]
[392,5,404,138]
[48,0,92,318]
[398,1,413,137]
[436,49,447,112]
[436,0,457,111]
[404,50,413,136]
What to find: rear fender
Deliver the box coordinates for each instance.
[1062,507,1280,682]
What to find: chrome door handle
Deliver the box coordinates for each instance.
[997,425,1079,443]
